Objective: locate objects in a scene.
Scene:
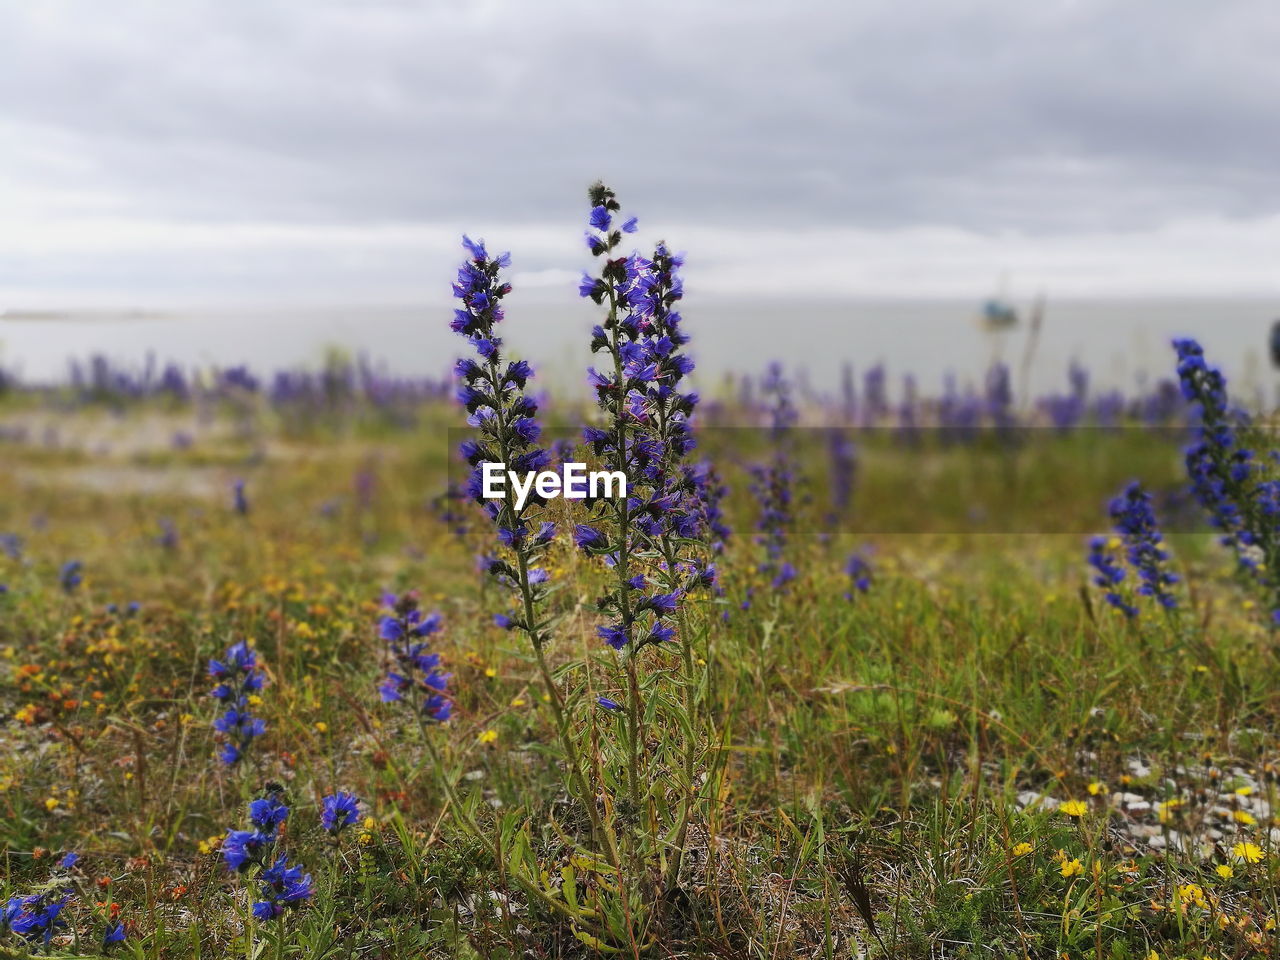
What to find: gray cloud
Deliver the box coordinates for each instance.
[0,0,1277,302]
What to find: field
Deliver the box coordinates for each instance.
[1,206,1279,959]
[1,369,1278,960]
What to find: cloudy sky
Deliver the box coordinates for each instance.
[1,0,1277,307]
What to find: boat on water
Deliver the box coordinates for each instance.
[979,298,1019,331]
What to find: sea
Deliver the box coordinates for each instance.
[2,295,1278,403]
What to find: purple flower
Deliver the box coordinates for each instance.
[574,525,608,551]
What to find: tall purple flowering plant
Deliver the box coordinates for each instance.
[1172,338,1280,622]
[576,181,725,889]
[449,234,617,864]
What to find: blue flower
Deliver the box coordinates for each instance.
[596,697,623,711]
[1089,482,1179,617]
[222,828,273,872]
[1172,338,1279,616]
[249,795,290,832]
[589,205,612,232]
[321,792,360,834]
[253,855,314,920]
[844,551,872,598]
[379,596,452,722]
[59,560,83,593]
[647,622,676,644]
[103,922,127,947]
[58,851,79,870]
[208,640,267,765]
[597,625,629,650]
[4,893,69,944]
[574,525,608,550]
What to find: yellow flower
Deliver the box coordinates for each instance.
[1087,782,1102,796]
[14,704,36,724]
[246,694,263,708]
[1233,842,1264,864]
[44,797,59,811]
[1060,800,1088,818]
[1216,864,1235,879]
[1060,858,1084,878]
[1176,883,1206,908]
[510,698,526,707]
[1146,951,1160,960]
[1235,786,1253,797]
[478,729,498,745]
[1233,810,1257,826]
[1012,842,1033,857]
[484,667,497,679]
[314,722,328,733]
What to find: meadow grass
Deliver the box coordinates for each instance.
[0,397,1277,959]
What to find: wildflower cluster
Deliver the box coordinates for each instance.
[692,462,731,554]
[576,183,716,651]
[233,479,249,515]
[252,857,314,921]
[1173,338,1280,619]
[1109,482,1179,611]
[377,594,451,722]
[1087,535,1135,618]
[209,640,266,765]
[1,851,124,950]
[450,236,557,646]
[59,560,83,593]
[1088,482,1178,617]
[844,550,873,599]
[750,363,799,588]
[826,428,858,527]
[3,892,70,947]
[222,792,313,922]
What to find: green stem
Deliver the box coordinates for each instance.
[478,351,619,867]
[604,283,644,862]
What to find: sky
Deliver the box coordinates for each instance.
[1,0,1278,307]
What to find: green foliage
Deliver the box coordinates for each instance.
[0,396,1277,957]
